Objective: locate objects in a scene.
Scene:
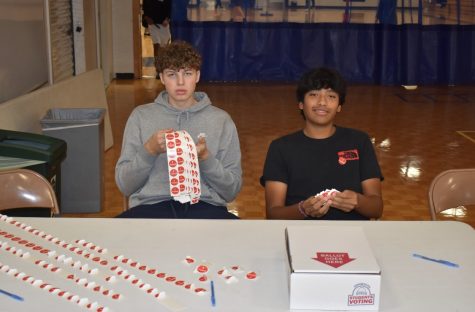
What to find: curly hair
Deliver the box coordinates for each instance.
[156,41,202,73]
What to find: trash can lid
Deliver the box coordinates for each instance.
[40,108,106,128]
[0,129,67,163]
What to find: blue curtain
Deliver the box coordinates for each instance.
[172,22,475,85]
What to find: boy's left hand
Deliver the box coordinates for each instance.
[196,136,209,161]
[330,190,358,212]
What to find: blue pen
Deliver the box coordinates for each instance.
[413,253,460,268]
[0,288,24,301]
[210,280,216,307]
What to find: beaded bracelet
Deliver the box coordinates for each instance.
[298,201,309,218]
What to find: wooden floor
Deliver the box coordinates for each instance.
[61,78,475,228]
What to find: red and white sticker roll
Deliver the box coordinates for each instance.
[166,130,201,204]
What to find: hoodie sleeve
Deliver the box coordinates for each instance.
[115,109,157,196]
[199,118,242,203]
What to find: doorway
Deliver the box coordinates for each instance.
[141,20,156,78]
[134,0,157,79]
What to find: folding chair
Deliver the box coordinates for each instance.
[428,168,475,220]
[0,168,59,217]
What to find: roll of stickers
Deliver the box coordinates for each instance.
[165,130,201,204]
[315,188,340,199]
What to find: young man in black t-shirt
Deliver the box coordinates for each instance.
[260,67,383,220]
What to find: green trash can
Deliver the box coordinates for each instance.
[40,108,105,213]
[0,129,67,210]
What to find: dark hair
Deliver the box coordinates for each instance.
[156,41,202,73]
[296,67,347,105]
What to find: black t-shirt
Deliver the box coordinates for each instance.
[260,127,383,220]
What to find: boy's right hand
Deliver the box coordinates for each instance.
[302,195,332,218]
[144,128,174,156]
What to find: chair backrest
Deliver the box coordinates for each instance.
[428,168,475,220]
[0,168,59,216]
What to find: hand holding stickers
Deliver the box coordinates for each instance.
[315,188,340,206]
[299,188,341,218]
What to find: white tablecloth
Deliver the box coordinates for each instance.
[1,218,474,311]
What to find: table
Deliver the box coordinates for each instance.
[1,217,475,311]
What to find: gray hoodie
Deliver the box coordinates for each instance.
[115,91,242,208]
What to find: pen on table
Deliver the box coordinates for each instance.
[412,253,460,268]
[210,280,216,307]
[0,288,24,302]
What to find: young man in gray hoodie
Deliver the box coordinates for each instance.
[116,41,242,219]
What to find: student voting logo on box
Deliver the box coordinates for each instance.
[348,283,375,306]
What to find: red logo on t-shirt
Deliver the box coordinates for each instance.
[337,149,359,165]
[338,157,346,165]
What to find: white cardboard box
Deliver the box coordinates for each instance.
[286,226,381,311]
